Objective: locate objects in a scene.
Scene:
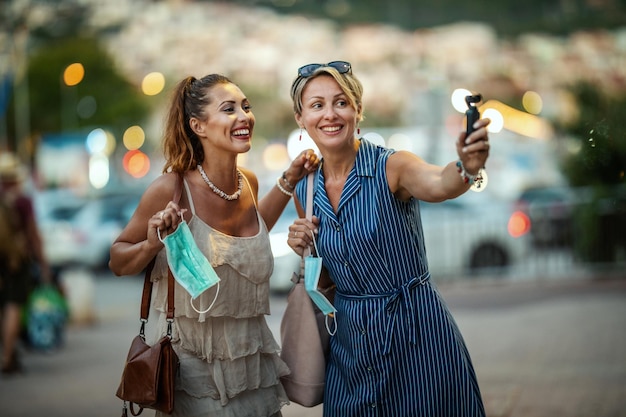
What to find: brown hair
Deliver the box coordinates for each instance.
[290,66,364,122]
[162,74,233,174]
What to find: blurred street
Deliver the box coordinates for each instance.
[0,271,625,417]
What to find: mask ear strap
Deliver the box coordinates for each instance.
[190,282,220,314]
[157,211,185,243]
[325,314,337,336]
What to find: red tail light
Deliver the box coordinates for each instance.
[508,210,531,238]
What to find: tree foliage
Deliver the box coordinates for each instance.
[558,83,626,263]
[560,83,626,187]
[7,36,151,142]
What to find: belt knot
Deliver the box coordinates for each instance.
[383,273,430,355]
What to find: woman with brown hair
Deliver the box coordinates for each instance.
[110,74,318,416]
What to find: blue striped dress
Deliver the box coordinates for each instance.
[294,139,485,417]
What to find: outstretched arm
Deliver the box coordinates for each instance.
[388,118,491,202]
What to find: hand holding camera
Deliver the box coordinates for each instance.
[465,94,482,137]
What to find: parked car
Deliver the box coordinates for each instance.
[269,194,532,292]
[514,185,575,248]
[420,194,531,280]
[268,203,302,293]
[36,191,140,271]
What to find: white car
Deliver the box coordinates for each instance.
[268,203,302,293]
[268,194,531,292]
[36,191,140,271]
[420,193,531,281]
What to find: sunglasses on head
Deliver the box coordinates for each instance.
[297,61,352,78]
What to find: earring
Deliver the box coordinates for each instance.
[299,128,303,141]
[357,127,361,135]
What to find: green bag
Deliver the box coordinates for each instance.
[24,284,69,350]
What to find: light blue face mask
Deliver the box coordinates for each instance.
[158,214,220,314]
[304,232,337,335]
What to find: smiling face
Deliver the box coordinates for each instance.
[295,74,361,153]
[190,82,255,155]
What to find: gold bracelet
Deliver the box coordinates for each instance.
[276,177,293,197]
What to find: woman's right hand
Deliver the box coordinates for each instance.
[287,216,319,256]
[148,202,187,245]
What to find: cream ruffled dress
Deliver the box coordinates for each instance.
[149,180,290,417]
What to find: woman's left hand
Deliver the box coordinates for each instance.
[456,118,491,174]
[287,216,319,257]
[283,149,320,187]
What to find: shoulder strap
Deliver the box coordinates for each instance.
[302,173,314,258]
[139,173,183,323]
[297,173,315,282]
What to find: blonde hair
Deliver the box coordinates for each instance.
[290,66,364,122]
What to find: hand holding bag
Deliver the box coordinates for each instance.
[280,173,335,407]
[115,175,183,416]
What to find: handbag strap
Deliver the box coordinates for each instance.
[303,172,314,258]
[139,173,183,323]
[297,173,315,282]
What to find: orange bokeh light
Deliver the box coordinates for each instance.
[508,210,531,238]
[122,150,150,178]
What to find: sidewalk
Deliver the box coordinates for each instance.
[1,273,624,417]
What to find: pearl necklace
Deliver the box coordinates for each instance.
[197,165,243,201]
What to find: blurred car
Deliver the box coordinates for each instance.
[268,203,302,293]
[420,195,531,279]
[36,191,140,271]
[269,194,532,292]
[514,185,575,248]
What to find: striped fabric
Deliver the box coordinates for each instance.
[295,139,485,417]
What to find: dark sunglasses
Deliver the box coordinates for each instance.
[297,61,352,78]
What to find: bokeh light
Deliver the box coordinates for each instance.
[63,63,85,86]
[480,99,553,139]
[451,88,473,113]
[123,149,151,178]
[287,129,320,160]
[86,128,108,154]
[76,96,97,119]
[142,72,166,96]
[482,108,504,133]
[362,132,386,147]
[263,143,290,171]
[508,210,531,238]
[522,91,543,114]
[85,128,116,156]
[387,133,414,151]
[89,154,110,189]
[123,125,145,150]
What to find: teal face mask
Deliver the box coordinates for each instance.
[158,215,220,314]
[304,233,337,335]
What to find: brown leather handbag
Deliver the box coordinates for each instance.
[116,264,178,416]
[116,175,182,416]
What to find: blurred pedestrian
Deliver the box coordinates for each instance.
[109,74,318,416]
[0,152,52,375]
[286,61,490,416]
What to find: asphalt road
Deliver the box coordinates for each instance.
[1,271,625,417]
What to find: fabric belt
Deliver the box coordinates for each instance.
[337,271,430,355]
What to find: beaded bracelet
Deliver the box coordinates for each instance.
[281,171,295,190]
[276,177,293,197]
[456,160,484,185]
